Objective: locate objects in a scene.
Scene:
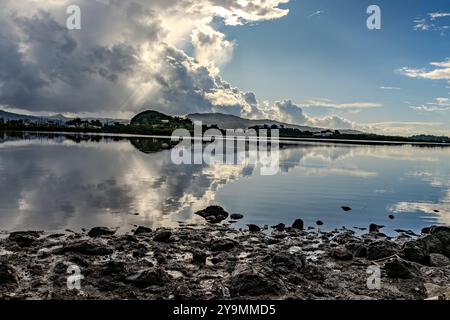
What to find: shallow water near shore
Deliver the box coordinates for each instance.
[0,131,449,234]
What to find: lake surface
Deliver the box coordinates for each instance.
[1,131,449,234]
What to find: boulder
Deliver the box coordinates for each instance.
[367,240,398,260]
[192,251,207,264]
[125,268,169,288]
[8,231,41,248]
[56,241,113,256]
[133,226,152,236]
[247,224,261,232]
[0,260,18,288]
[230,213,244,220]
[153,230,172,243]
[195,206,229,223]
[229,271,287,297]
[87,227,116,238]
[402,240,430,265]
[292,219,304,230]
[271,223,285,231]
[210,239,238,252]
[271,252,305,271]
[385,258,420,279]
[331,247,353,261]
[369,224,384,233]
[341,206,352,212]
[429,253,450,267]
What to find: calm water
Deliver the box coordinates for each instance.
[1,131,449,234]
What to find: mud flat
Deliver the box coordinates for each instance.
[1,216,450,300]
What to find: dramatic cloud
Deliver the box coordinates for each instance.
[0,0,290,118]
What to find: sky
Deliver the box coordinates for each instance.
[0,0,449,136]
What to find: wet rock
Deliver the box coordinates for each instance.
[429,253,450,267]
[230,213,244,220]
[8,231,41,247]
[389,215,395,220]
[369,224,384,233]
[210,239,238,252]
[271,252,305,271]
[367,240,398,260]
[271,223,285,231]
[125,268,169,288]
[133,226,152,236]
[0,260,18,288]
[402,240,430,265]
[192,251,207,264]
[394,229,419,237]
[385,258,420,279]
[101,261,127,277]
[292,219,304,230]
[247,224,261,232]
[88,227,116,238]
[57,241,113,256]
[430,226,450,256]
[153,230,172,243]
[229,271,287,297]
[316,220,324,226]
[195,206,229,224]
[331,247,353,261]
[341,206,352,212]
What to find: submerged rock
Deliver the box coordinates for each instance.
[195,206,229,224]
[341,206,352,212]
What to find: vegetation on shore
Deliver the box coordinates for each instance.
[1,110,449,144]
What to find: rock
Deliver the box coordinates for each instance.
[394,229,419,237]
[271,223,285,231]
[367,240,398,260]
[421,227,432,234]
[125,268,169,288]
[153,230,172,243]
[385,258,420,279]
[369,224,384,233]
[229,271,286,297]
[101,261,127,276]
[210,239,238,251]
[133,226,152,236]
[389,215,395,220]
[230,213,244,220]
[402,240,430,265]
[331,247,353,261]
[0,260,18,287]
[8,231,41,247]
[292,219,304,230]
[316,220,324,226]
[247,224,261,232]
[57,241,113,256]
[429,253,450,267]
[195,206,229,223]
[192,251,207,264]
[430,226,450,256]
[341,206,352,212]
[271,252,305,271]
[87,227,116,238]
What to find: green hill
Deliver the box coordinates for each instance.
[131,110,192,128]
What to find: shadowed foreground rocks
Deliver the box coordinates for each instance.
[0,223,449,300]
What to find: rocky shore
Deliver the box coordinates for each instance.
[1,208,450,300]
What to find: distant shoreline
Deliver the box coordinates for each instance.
[2,129,450,147]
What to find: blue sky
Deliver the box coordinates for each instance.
[219,0,450,135]
[1,0,449,136]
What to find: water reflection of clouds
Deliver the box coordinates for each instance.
[1,135,450,231]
